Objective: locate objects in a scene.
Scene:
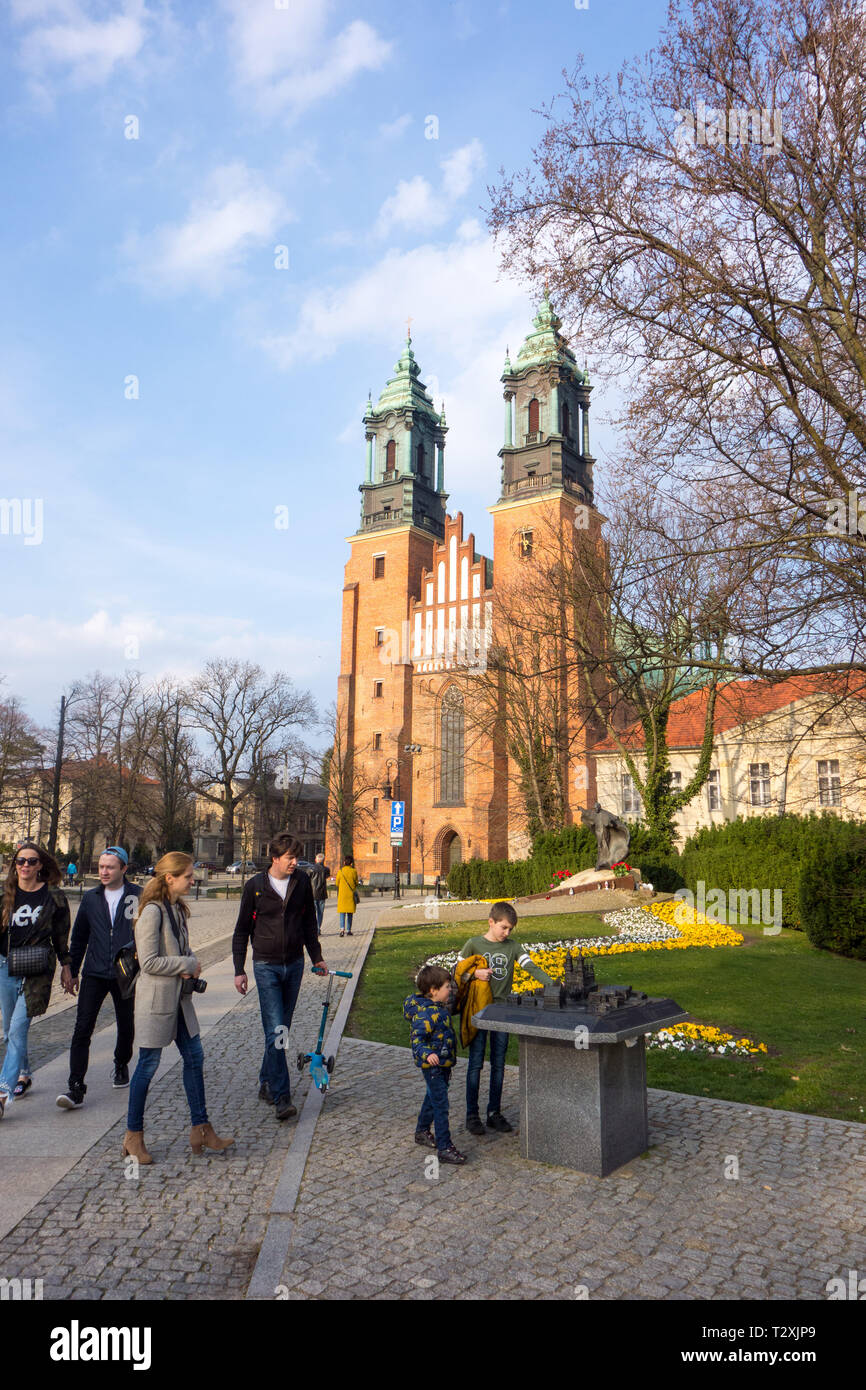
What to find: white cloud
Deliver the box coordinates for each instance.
[1,608,336,725]
[223,0,392,119]
[12,0,150,90]
[441,138,485,200]
[375,139,485,237]
[121,162,290,296]
[379,113,412,140]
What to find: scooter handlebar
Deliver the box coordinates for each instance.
[311,968,353,978]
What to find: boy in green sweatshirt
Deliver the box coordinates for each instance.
[458,900,554,1136]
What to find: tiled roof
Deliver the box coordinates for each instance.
[593,674,866,752]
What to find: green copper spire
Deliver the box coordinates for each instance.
[511,290,580,374]
[374,333,440,420]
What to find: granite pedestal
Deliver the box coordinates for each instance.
[473,996,688,1177]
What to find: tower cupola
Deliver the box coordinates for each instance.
[499,291,595,505]
[359,334,448,537]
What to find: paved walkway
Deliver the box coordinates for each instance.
[273,1040,866,1300]
[1,895,863,1301]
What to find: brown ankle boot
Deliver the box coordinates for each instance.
[121,1130,153,1164]
[190,1122,234,1155]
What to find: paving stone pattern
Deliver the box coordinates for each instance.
[276,1039,866,1301]
[0,923,357,1300]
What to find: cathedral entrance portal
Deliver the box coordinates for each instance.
[437,828,462,876]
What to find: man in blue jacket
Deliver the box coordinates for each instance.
[56,847,141,1109]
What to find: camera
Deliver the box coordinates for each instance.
[181,976,207,995]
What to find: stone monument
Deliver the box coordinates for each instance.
[581,801,631,871]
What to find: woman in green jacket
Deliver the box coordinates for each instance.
[335,856,359,937]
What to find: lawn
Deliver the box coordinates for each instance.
[345,913,866,1123]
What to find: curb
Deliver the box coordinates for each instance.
[245,922,376,1299]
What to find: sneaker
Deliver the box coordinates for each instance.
[112,1065,130,1089]
[13,1076,32,1097]
[465,1115,486,1136]
[486,1111,513,1133]
[414,1128,437,1149]
[438,1144,467,1165]
[0,1093,7,1120]
[57,1084,86,1110]
[275,1096,298,1121]
[258,1082,274,1105]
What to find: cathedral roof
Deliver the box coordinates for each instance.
[373,336,444,423]
[510,290,586,380]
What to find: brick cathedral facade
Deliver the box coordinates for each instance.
[330,294,604,882]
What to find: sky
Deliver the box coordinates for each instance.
[0,0,670,734]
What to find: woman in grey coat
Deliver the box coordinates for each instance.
[123,852,233,1164]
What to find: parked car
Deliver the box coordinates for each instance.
[226,860,257,875]
[194,861,219,872]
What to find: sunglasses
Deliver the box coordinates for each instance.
[16,856,40,867]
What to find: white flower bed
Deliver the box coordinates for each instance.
[602,906,681,943]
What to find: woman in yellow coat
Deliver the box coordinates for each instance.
[335,856,360,937]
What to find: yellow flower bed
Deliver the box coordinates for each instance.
[646,900,745,946]
[649,1023,767,1056]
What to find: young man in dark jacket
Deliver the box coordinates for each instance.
[308,852,330,935]
[232,833,328,1120]
[57,847,141,1109]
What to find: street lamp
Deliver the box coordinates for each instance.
[381,759,401,899]
[402,744,423,892]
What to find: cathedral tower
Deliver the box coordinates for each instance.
[333,337,447,877]
[489,293,603,850]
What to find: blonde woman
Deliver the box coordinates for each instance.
[123,852,233,1163]
[0,841,71,1118]
[335,854,359,937]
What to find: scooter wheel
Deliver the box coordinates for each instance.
[326,1055,335,1074]
[296,1052,306,1070]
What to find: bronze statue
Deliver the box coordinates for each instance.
[580,801,631,871]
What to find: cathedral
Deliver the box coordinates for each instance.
[330,294,603,883]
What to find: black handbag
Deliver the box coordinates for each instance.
[7,945,51,977]
[114,939,139,997]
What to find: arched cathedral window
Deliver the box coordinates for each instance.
[439,686,464,805]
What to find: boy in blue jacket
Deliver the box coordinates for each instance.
[403,964,467,1165]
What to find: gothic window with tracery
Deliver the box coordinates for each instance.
[439,686,464,804]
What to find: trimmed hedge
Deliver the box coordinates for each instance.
[799,827,866,958]
[676,813,866,929]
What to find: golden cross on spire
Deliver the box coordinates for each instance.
[407,315,413,339]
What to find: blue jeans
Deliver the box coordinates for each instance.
[0,954,31,1097]
[254,958,304,1104]
[127,1009,207,1130]
[339,912,353,933]
[418,1066,452,1150]
[314,900,325,933]
[466,1027,509,1118]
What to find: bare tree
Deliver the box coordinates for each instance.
[185,659,317,867]
[324,701,382,861]
[0,689,46,841]
[490,0,866,680]
[142,681,196,854]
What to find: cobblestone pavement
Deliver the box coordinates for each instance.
[274,1039,866,1301]
[0,899,334,1078]
[0,918,360,1300]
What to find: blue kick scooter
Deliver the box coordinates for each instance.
[297,968,353,1093]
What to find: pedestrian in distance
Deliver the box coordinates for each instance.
[403,964,466,1165]
[57,847,141,1110]
[66,861,77,887]
[232,832,328,1121]
[123,852,233,1164]
[0,841,71,1119]
[308,851,330,936]
[335,855,359,937]
[458,900,555,1137]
